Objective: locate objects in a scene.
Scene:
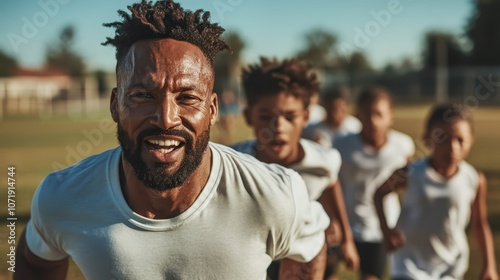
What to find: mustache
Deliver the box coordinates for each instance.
[137,127,193,143]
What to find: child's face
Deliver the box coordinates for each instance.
[426,120,474,165]
[244,92,308,165]
[326,98,348,127]
[357,98,393,140]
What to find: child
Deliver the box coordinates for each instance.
[303,86,362,148]
[374,104,498,280]
[232,57,359,279]
[334,86,415,280]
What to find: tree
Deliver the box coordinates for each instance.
[0,50,18,76]
[422,32,466,69]
[341,51,372,73]
[296,29,339,72]
[466,0,500,66]
[213,31,245,95]
[45,25,85,77]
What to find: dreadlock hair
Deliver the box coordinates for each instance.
[102,0,229,70]
[425,104,474,133]
[242,57,320,109]
[356,86,393,109]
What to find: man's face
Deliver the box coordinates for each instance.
[244,92,308,166]
[426,120,474,166]
[357,98,393,141]
[326,98,348,128]
[111,39,218,191]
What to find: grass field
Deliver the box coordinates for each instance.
[0,104,499,279]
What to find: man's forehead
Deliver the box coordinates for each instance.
[128,38,207,65]
[119,38,213,85]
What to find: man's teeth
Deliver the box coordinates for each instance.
[158,147,175,154]
[147,139,181,147]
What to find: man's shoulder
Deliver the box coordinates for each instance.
[389,129,413,144]
[229,139,255,155]
[32,147,120,221]
[212,142,298,182]
[300,138,340,166]
[43,147,120,190]
[333,132,359,149]
[343,115,362,132]
[226,140,299,179]
[388,130,415,154]
[458,160,480,185]
[408,158,428,176]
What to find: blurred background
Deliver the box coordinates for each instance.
[1,0,499,279]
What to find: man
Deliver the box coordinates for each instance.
[15,1,329,279]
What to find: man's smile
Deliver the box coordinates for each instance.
[143,136,186,163]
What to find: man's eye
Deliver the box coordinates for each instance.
[132,92,153,99]
[284,114,296,122]
[178,94,200,104]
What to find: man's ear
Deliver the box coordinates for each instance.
[243,107,252,126]
[110,87,119,123]
[209,92,219,126]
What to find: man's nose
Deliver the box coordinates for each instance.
[274,115,288,134]
[450,139,461,153]
[151,97,181,129]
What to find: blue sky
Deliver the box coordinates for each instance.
[0,0,473,71]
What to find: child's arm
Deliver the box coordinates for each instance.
[471,172,498,280]
[319,181,359,271]
[373,166,408,251]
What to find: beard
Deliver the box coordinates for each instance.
[117,121,210,192]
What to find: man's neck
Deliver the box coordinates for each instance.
[324,118,342,130]
[360,132,387,151]
[119,148,212,219]
[255,142,304,167]
[429,157,459,179]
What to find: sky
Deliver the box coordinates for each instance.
[0,0,473,72]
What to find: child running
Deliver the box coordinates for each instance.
[232,57,359,279]
[303,86,361,148]
[374,104,498,280]
[334,86,415,280]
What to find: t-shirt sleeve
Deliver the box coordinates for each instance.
[26,178,68,261]
[404,134,416,159]
[275,173,329,262]
[302,125,333,149]
[328,149,342,183]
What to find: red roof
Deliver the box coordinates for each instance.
[12,67,69,78]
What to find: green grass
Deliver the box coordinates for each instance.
[1,105,499,279]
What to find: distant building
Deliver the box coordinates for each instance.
[0,67,103,119]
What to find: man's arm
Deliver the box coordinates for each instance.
[470,172,498,280]
[319,181,359,271]
[274,172,329,279]
[14,228,69,280]
[279,243,327,280]
[373,167,408,251]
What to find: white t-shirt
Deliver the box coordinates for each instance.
[307,104,327,125]
[303,115,362,148]
[392,159,479,280]
[334,130,414,242]
[232,138,341,201]
[26,143,329,280]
